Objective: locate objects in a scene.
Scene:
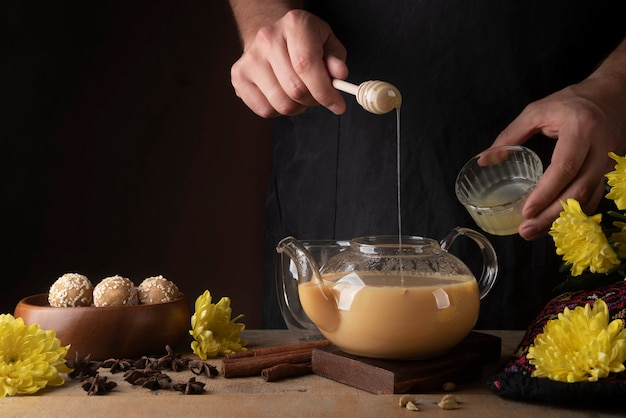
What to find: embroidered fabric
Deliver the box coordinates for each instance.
[487,281,626,404]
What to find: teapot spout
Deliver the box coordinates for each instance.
[276,237,322,284]
[277,236,339,333]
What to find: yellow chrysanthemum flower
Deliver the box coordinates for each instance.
[0,314,71,397]
[606,152,626,210]
[549,198,620,276]
[528,299,626,382]
[189,290,247,359]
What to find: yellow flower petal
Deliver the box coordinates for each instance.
[0,314,70,397]
[606,152,626,210]
[189,290,247,359]
[549,199,620,276]
[528,300,626,382]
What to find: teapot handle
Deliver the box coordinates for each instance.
[440,227,498,300]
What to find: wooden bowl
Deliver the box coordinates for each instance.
[14,293,191,360]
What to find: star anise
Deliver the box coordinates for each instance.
[188,360,219,377]
[172,377,206,395]
[66,352,102,381]
[156,345,190,372]
[134,355,158,371]
[82,374,117,395]
[123,369,172,389]
[101,357,135,373]
[123,369,157,384]
[141,372,172,390]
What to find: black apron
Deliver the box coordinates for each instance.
[263,0,626,329]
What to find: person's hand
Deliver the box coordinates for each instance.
[491,76,626,241]
[230,10,348,118]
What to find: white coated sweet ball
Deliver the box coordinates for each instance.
[137,275,180,304]
[48,273,94,307]
[93,275,138,307]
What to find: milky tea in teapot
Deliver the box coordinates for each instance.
[299,272,479,359]
[278,230,497,360]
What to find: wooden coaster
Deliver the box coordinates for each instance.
[311,331,501,394]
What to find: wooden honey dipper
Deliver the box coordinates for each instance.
[332,79,402,114]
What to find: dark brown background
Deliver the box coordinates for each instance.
[2,1,273,327]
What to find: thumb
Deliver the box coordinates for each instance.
[492,112,538,148]
[323,33,348,80]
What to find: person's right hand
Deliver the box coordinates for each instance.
[230,10,348,118]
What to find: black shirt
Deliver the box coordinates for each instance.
[263,0,626,329]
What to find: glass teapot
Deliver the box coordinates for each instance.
[276,227,498,359]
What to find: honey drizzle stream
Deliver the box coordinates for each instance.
[395,106,404,282]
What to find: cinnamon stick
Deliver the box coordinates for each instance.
[225,339,331,359]
[222,348,315,378]
[262,363,313,382]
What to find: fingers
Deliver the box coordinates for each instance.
[491,103,541,148]
[231,22,309,117]
[283,14,347,113]
[230,10,348,118]
[522,122,590,218]
[519,179,606,241]
[491,88,621,241]
[231,52,306,118]
[520,138,610,240]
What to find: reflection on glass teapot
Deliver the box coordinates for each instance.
[276,227,498,359]
[276,239,349,341]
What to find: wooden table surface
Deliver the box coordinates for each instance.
[1,330,622,417]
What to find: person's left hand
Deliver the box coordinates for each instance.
[490,76,626,241]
